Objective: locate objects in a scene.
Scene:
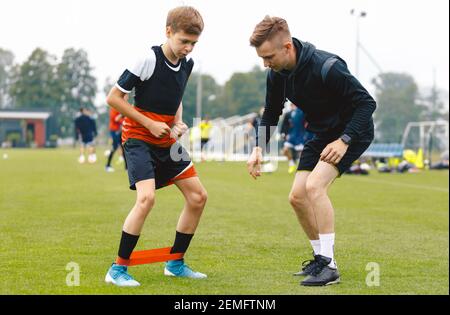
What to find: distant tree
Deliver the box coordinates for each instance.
[220,66,267,117]
[9,48,60,110]
[420,86,446,121]
[183,73,221,125]
[103,76,115,97]
[9,48,98,137]
[0,48,14,108]
[182,66,267,123]
[96,76,116,131]
[372,72,425,142]
[56,48,97,136]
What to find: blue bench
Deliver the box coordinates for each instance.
[361,143,404,158]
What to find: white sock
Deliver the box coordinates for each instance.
[310,239,321,256]
[319,233,336,268]
[288,159,295,167]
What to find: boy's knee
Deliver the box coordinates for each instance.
[188,189,208,208]
[136,193,155,212]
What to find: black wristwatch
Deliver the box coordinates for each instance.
[340,134,352,145]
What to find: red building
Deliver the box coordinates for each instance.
[0,111,52,148]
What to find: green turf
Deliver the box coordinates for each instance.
[0,148,448,294]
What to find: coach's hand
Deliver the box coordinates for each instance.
[146,120,172,138]
[170,121,188,140]
[320,138,349,165]
[247,147,263,179]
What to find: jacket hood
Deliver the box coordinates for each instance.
[291,37,316,75]
[277,37,315,79]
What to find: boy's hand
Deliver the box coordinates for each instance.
[146,120,171,138]
[247,147,263,179]
[170,121,188,139]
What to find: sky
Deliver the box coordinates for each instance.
[1,0,449,105]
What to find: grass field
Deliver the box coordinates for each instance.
[0,148,448,295]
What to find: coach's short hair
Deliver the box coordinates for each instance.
[167,6,204,35]
[250,16,291,48]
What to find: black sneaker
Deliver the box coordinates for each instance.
[293,254,319,276]
[300,255,340,286]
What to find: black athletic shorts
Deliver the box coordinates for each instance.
[200,138,209,149]
[298,130,374,176]
[123,138,196,190]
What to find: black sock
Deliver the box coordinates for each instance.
[170,231,194,256]
[106,149,115,167]
[117,231,140,260]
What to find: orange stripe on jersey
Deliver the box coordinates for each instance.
[121,106,176,147]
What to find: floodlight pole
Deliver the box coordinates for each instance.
[351,9,367,78]
[196,65,202,120]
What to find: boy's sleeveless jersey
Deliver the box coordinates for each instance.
[115,45,194,146]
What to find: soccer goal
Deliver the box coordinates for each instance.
[401,120,449,164]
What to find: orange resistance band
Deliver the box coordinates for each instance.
[116,247,184,266]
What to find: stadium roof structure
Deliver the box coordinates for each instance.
[0,111,51,120]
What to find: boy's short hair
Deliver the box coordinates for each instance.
[250,16,291,48]
[166,6,204,35]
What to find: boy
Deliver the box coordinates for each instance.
[105,6,207,287]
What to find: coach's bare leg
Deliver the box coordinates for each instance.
[123,179,156,235]
[174,177,208,233]
[304,161,339,267]
[289,171,319,240]
[305,162,338,234]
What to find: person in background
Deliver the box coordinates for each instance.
[75,107,97,164]
[105,96,127,172]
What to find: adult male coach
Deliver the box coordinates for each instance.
[247,16,376,286]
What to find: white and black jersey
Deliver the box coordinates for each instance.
[116,45,194,116]
[115,45,194,146]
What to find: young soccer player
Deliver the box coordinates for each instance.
[247,16,376,286]
[282,103,312,174]
[74,108,97,164]
[105,97,126,173]
[105,6,207,287]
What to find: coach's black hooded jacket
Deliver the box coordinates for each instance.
[257,37,376,145]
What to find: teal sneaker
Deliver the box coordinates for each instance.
[164,259,207,279]
[105,263,140,287]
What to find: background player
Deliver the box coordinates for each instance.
[74,107,97,164]
[105,96,127,172]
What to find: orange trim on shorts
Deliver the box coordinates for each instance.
[116,247,184,266]
[165,165,198,187]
